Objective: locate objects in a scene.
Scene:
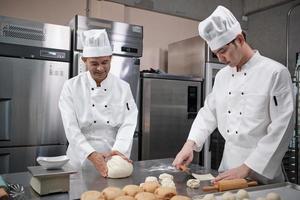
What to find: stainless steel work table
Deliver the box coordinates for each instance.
[2,158,215,200]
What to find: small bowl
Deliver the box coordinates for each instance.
[37,155,69,170]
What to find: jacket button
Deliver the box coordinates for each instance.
[236,131,238,134]
[104,89,107,91]
[244,73,247,76]
[92,104,95,107]
[94,120,96,123]
[241,92,244,95]
[229,92,231,95]
[240,112,242,115]
[91,88,94,91]
[105,105,107,108]
[107,121,109,124]
[227,130,229,133]
[232,74,234,77]
[228,110,231,114]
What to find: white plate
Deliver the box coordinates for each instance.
[37,155,69,170]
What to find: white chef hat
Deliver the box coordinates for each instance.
[198,5,242,51]
[81,29,113,57]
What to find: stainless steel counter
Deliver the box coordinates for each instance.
[1,158,216,199]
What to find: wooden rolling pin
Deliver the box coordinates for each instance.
[203,179,257,192]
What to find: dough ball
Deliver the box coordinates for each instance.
[141,181,160,193]
[154,187,177,200]
[203,193,216,200]
[107,155,133,178]
[122,184,142,197]
[222,191,235,200]
[135,192,157,200]
[102,187,124,200]
[186,179,200,189]
[266,192,281,200]
[115,196,136,200]
[145,176,159,183]
[170,195,191,200]
[236,189,249,200]
[256,198,266,200]
[159,173,174,181]
[81,190,102,200]
[160,178,176,188]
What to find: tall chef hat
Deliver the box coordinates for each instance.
[198,5,242,51]
[81,29,112,57]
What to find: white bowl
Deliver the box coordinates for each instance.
[37,155,69,170]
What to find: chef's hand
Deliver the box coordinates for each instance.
[172,140,195,169]
[107,150,133,163]
[212,164,251,183]
[88,151,108,177]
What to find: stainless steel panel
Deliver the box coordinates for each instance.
[0,145,67,173]
[0,98,11,140]
[141,76,203,163]
[0,15,70,50]
[0,57,69,147]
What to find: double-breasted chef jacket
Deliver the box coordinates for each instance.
[59,71,138,169]
[188,51,294,183]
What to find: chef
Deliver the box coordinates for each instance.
[59,29,138,177]
[173,5,294,184]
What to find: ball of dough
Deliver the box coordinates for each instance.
[159,173,174,181]
[135,192,157,200]
[256,198,266,200]
[186,179,200,189]
[236,189,249,200]
[266,192,281,200]
[81,190,102,200]
[141,181,160,193]
[203,193,216,200]
[115,196,136,200]
[154,187,177,200]
[145,176,159,183]
[222,191,235,200]
[160,178,176,188]
[122,184,142,197]
[170,195,191,200]
[102,187,124,200]
[107,155,133,178]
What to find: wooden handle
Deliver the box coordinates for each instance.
[202,185,218,192]
[247,181,258,187]
[0,188,8,200]
[179,165,188,172]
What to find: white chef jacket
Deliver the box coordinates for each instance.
[59,71,138,169]
[188,51,294,183]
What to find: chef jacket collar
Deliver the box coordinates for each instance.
[231,50,261,73]
[86,71,111,90]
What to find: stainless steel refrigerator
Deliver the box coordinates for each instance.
[69,15,143,161]
[140,73,203,164]
[0,16,71,173]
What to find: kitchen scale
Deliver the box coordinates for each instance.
[28,165,77,195]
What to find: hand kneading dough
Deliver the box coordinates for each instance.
[236,189,249,200]
[145,176,159,183]
[141,181,160,193]
[186,179,200,189]
[203,194,216,200]
[115,196,136,200]
[107,155,133,178]
[102,187,124,200]
[170,195,191,200]
[122,184,142,196]
[81,190,103,200]
[154,187,177,200]
[135,192,157,200]
[266,192,281,200]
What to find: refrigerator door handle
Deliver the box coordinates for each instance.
[0,98,11,141]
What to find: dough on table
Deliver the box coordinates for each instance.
[141,181,161,193]
[222,191,235,200]
[114,196,136,200]
[186,179,200,189]
[122,184,142,197]
[154,186,177,200]
[170,195,191,200]
[80,190,103,200]
[159,173,174,181]
[236,189,249,200]
[135,192,157,200]
[256,198,266,200]
[160,178,176,188]
[107,155,133,178]
[145,176,159,183]
[203,193,216,200]
[102,187,124,200]
[266,192,281,200]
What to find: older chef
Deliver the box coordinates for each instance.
[173,6,294,184]
[59,29,138,177]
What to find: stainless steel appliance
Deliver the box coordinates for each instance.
[168,36,225,169]
[0,16,70,173]
[69,15,143,161]
[140,73,203,164]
